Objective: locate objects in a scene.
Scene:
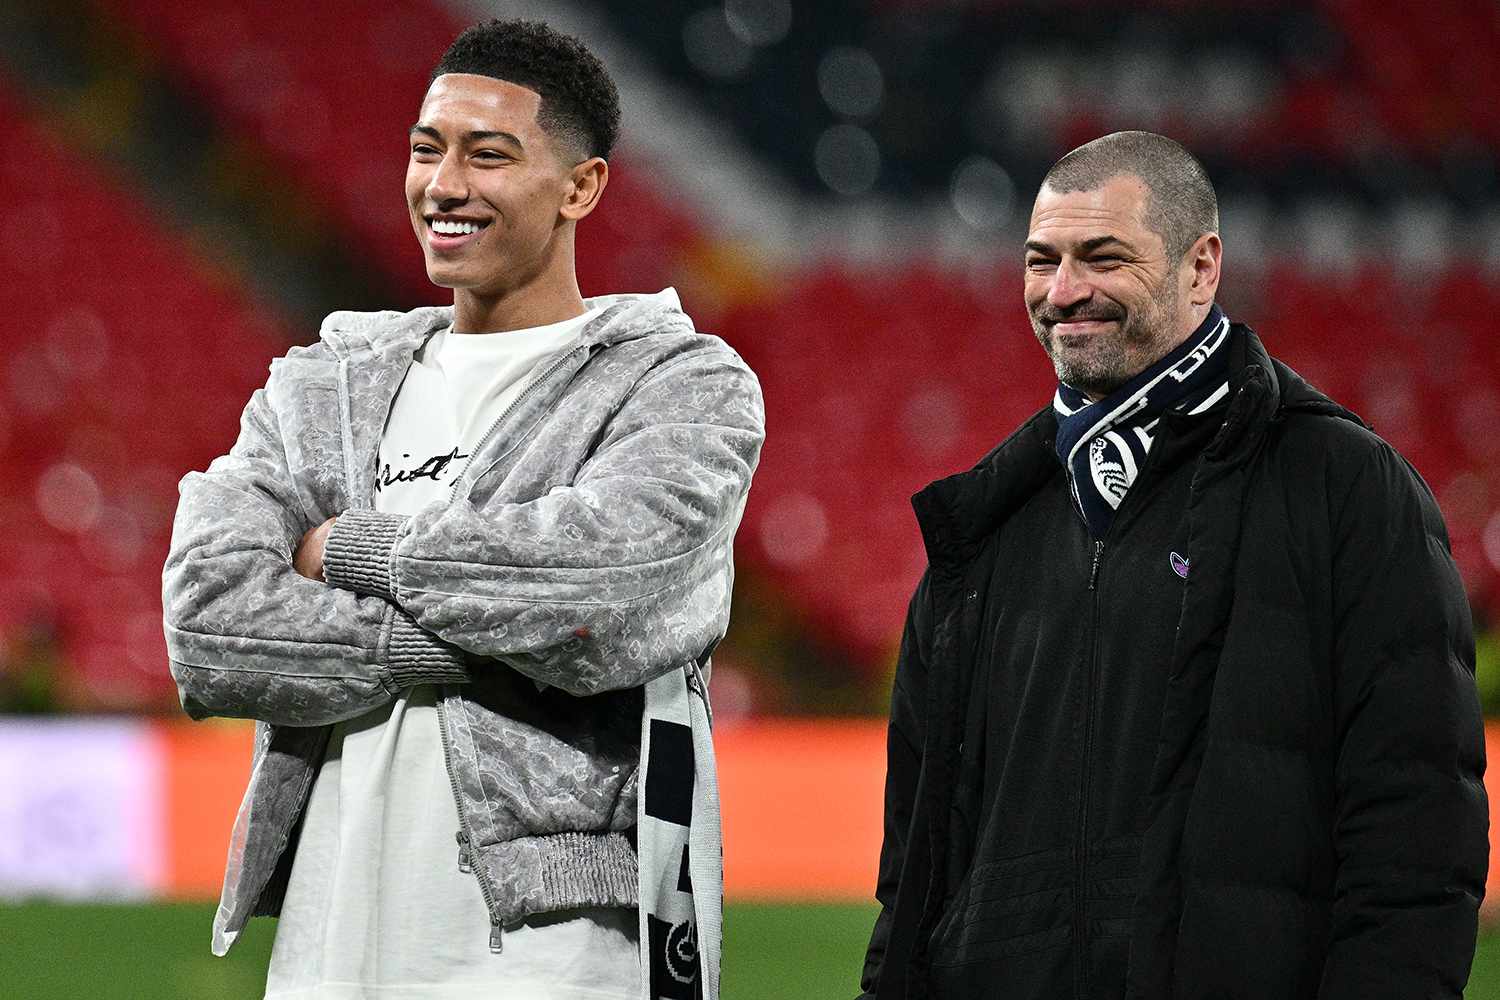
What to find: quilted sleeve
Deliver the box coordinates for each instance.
[163,361,469,726]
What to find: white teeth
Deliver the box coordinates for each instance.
[431,219,481,235]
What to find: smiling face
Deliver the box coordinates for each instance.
[1024,174,1204,398]
[405,73,605,327]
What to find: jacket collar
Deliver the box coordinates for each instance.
[313,288,696,361]
[911,405,1059,569]
[912,323,1355,566]
[317,289,697,507]
[1205,320,1279,460]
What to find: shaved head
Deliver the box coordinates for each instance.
[1041,131,1218,262]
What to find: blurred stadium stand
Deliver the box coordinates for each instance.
[0,81,288,711]
[0,0,1497,722]
[5,4,1500,994]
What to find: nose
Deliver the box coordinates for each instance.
[1046,258,1091,311]
[426,150,467,207]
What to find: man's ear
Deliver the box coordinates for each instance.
[561,157,608,222]
[1186,232,1222,306]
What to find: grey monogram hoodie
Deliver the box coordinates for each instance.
[161,289,764,954]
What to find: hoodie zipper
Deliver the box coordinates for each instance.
[1076,537,1104,1000]
[333,334,513,952]
[436,695,505,952]
[431,342,586,954]
[445,345,586,503]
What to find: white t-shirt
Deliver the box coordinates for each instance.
[265,308,640,1000]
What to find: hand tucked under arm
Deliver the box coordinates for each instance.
[321,345,765,696]
[294,516,338,582]
[163,377,470,727]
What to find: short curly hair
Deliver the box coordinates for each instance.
[431,19,620,161]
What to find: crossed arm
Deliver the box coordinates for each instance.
[163,343,764,725]
[162,382,473,727]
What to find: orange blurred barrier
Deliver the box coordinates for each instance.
[151,716,890,902]
[717,718,886,900]
[155,719,256,899]
[147,717,1500,906]
[1489,724,1500,913]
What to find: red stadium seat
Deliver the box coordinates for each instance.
[0,85,293,708]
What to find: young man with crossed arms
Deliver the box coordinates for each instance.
[165,20,762,999]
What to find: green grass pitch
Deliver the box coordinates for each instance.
[1,901,1498,998]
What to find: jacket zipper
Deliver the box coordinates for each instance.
[435,694,505,952]
[335,341,510,951]
[1076,537,1105,1000]
[446,345,586,503]
[431,343,586,954]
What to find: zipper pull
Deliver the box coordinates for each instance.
[455,830,472,874]
[1089,540,1104,591]
[489,923,504,953]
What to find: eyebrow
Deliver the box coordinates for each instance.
[1025,234,1134,256]
[409,124,524,149]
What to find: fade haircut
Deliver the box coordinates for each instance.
[1042,131,1218,262]
[431,19,621,161]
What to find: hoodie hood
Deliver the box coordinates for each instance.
[314,289,695,361]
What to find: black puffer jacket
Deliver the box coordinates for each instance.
[860,327,1487,999]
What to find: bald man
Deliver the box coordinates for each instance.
[860,131,1484,1000]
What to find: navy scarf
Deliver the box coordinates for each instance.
[1053,305,1232,538]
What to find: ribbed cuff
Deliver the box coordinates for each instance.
[384,609,470,689]
[324,509,407,599]
[535,831,640,911]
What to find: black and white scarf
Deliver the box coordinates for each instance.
[1053,306,1232,538]
[638,661,719,999]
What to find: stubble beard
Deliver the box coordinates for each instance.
[1032,285,1179,399]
